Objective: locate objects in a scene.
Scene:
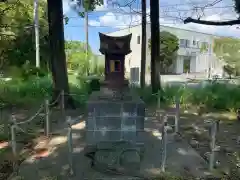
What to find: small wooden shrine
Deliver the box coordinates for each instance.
[85,33,145,172]
[99,32,132,89]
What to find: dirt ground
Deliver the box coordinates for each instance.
[1,105,240,179]
[0,105,85,180]
[145,106,240,177]
[178,110,240,176]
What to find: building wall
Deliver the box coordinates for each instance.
[107,24,224,83]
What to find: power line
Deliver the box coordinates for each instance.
[1,15,237,29]
[66,5,234,19]
[1,1,234,18]
[159,0,228,7]
[161,5,234,12]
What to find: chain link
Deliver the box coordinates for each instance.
[66,93,87,99]
[14,124,40,136]
[15,104,44,125]
[48,91,63,106]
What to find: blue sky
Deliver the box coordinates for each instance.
[63,0,240,54]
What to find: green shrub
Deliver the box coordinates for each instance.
[21,64,48,81]
[89,78,100,92]
[84,76,101,94]
[1,76,239,112]
[0,76,88,106]
[0,76,52,105]
[135,83,240,112]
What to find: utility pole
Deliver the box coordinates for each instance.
[140,0,146,88]
[85,6,89,75]
[34,0,40,68]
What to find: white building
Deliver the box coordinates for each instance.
[107,23,225,83]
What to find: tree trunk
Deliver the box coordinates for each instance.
[140,0,146,88]
[150,0,160,93]
[47,0,75,109]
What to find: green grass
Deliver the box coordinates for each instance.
[0,76,240,112]
[0,75,89,107]
[133,82,240,113]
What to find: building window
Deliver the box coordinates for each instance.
[130,67,140,83]
[137,35,140,44]
[179,39,190,48]
[179,39,185,47]
[193,40,196,45]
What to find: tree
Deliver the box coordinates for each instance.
[68,0,103,16]
[184,0,240,26]
[223,65,235,79]
[148,31,179,74]
[47,0,75,108]
[140,0,146,88]
[0,0,49,70]
[213,37,240,76]
[235,0,240,14]
[150,0,160,93]
[68,0,104,76]
[47,0,103,108]
[65,40,92,74]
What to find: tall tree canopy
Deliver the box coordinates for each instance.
[0,0,49,70]
[69,0,103,15]
[213,37,240,75]
[65,41,92,73]
[148,31,179,74]
[0,0,103,108]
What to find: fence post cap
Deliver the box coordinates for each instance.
[66,116,72,124]
[163,114,168,121]
[204,119,212,124]
[9,114,17,125]
[9,115,17,123]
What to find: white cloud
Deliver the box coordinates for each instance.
[89,11,142,28]
[89,6,240,38]
[62,0,86,14]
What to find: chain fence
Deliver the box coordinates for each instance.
[6,91,61,170]
[150,92,221,173]
[1,87,223,177]
[2,90,87,174]
[6,90,89,160]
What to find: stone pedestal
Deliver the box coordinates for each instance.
[85,88,145,170]
[86,88,145,146]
